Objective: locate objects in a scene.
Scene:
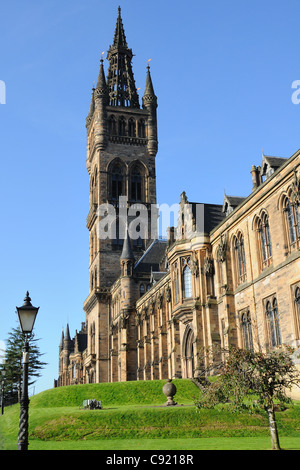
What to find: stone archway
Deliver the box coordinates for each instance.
[182,324,195,378]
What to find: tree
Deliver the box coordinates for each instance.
[0,326,47,405]
[195,345,300,450]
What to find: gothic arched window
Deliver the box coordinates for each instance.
[108,115,117,135]
[266,298,282,348]
[285,198,297,245]
[174,263,180,304]
[128,118,136,137]
[138,119,146,138]
[110,162,125,201]
[183,265,192,298]
[256,213,272,269]
[118,117,126,136]
[241,311,253,350]
[131,167,142,202]
[233,233,246,285]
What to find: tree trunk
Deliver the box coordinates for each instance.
[266,406,281,450]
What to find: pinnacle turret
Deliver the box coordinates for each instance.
[120,228,135,261]
[143,64,157,108]
[106,6,139,108]
[96,58,108,99]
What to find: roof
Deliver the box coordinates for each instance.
[190,202,226,233]
[222,195,246,214]
[120,229,135,260]
[134,239,167,273]
[261,154,288,176]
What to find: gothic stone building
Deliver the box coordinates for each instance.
[57,8,300,388]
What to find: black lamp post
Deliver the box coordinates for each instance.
[1,366,6,415]
[16,292,39,451]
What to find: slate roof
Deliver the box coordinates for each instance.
[134,239,167,273]
[261,155,287,171]
[190,202,226,233]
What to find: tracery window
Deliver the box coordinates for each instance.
[138,119,146,138]
[283,196,300,250]
[233,233,246,285]
[128,118,136,137]
[108,115,117,135]
[256,212,272,269]
[110,162,125,201]
[240,310,254,350]
[131,167,142,202]
[118,117,126,136]
[183,262,192,299]
[174,263,180,304]
[265,297,282,348]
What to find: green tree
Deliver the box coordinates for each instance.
[1,326,47,405]
[195,345,300,450]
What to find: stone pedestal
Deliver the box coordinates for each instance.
[162,379,177,406]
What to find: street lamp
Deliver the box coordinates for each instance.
[1,366,6,415]
[16,292,39,451]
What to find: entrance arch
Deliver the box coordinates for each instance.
[182,325,195,378]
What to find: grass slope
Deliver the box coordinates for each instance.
[30,379,197,408]
[0,379,299,450]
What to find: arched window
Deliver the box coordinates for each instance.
[256,213,272,269]
[233,233,246,285]
[285,198,297,245]
[266,298,282,348]
[111,217,125,247]
[110,162,125,201]
[295,287,300,338]
[108,115,117,135]
[140,284,145,297]
[138,119,146,138]
[174,263,180,304]
[128,118,136,137]
[183,326,195,378]
[183,265,192,298]
[118,117,126,136]
[241,311,253,350]
[131,167,142,202]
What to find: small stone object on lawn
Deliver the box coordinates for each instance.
[162,379,177,406]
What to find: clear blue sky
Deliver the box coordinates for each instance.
[1,0,300,394]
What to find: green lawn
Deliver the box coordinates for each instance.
[1,379,299,451]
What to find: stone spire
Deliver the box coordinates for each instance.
[96,58,108,99]
[120,227,135,261]
[106,6,139,108]
[86,87,95,128]
[143,64,157,106]
[63,323,72,351]
[142,64,158,156]
[59,329,64,352]
[112,6,128,48]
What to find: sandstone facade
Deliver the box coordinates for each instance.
[57,8,300,392]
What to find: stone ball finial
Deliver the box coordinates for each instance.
[162,379,177,406]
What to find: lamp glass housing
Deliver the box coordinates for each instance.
[17,307,39,334]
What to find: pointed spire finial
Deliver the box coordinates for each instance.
[120,225,135,261]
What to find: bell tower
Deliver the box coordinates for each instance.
[83,7,158,383]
